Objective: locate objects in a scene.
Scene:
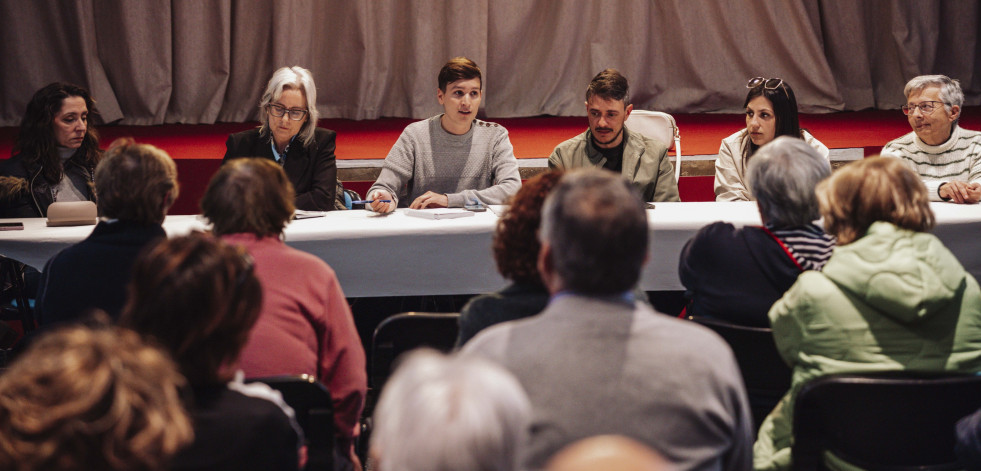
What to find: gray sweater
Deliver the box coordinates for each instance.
[368,115,521,207]
[463,294,754,471]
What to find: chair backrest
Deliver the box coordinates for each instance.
[625,110,682,183]
[370,312,460,389]
[688,315,791,430]
[249,374,334,471]
[0,255,35,334]
[793,372,981,470]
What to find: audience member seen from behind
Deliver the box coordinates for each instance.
[201,157,366,466]
[36,139,178,326]
[545,435,671,471]
[367,57,521,212]
[370,349,531,471]
[680,136,833,327]
[464,169,752,470]
[715,77,829,201]
[119,234,304,471]
[548,68,679,202]
[881,74,981,204]
[455,170,564,347]
[754,157,981,471]
[223,66,341,210]
[0,323,192,471]
[0,82,102,217]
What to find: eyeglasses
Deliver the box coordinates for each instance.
[747,77,789,100]
[902,101,947,116]
[266,103,308,121]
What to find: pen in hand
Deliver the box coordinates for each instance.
[352,199,393,204]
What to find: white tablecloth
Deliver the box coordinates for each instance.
[2,202,978,297]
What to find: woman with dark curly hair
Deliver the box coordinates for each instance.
[455,170,564,347]
[0,82,102,217]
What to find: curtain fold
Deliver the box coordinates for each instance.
[0,0,977,126]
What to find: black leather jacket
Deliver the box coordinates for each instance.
[0,153,96,218]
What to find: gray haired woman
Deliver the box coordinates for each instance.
[679,136,835,326]
[222,66,340,210]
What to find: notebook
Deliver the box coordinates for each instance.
[404,208,475,220]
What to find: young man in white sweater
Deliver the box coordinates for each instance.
[881,75,981,204]
[367,57,521,213]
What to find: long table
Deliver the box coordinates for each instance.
[2,202,979,297]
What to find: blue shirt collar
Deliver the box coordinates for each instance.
[270,135,297,163]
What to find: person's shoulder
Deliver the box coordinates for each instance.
[473,118,507,131]
[0,153,29,176]
[626,127,669,151]
[461,310,541,358]
[246,235,333,274]
[723,129,745,142]
[552,130,589,152]
[229,127,262,141]
[632,304,735,357]
[718,130,746,154]
[883,130,917,149]
[956,127,981,142]
[312,127,336,141]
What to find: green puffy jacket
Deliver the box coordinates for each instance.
[754,221,981,471]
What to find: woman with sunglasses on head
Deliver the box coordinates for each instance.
[223,66,340,210]
[715,77,829,201]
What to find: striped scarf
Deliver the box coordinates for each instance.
[767,224,836,271]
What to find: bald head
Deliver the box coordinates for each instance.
[545,435,671,471]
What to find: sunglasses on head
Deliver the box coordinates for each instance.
[747,77,789,100]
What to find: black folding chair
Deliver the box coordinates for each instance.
[0,255,35,336]
[792,372,981,470]
[369,312,460,390]
[688,315,791,431]
[360,312,460,463]
[249,375,334,471]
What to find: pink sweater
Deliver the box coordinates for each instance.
[225,233,366,457]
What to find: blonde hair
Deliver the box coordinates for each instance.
[0,323,193,471]
[817,157,935,245]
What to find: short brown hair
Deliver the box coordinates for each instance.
[202,158,295,237]
[817,157,935,245]
[438,57,482,91]
[120,233,262,385]
[586,68,630,104]
[96,138,179,225]
[0,323,192,471]
[493,171,564,285]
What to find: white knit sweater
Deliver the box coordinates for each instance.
[881,125,981,201]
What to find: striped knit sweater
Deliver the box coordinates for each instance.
[881,125,981,201]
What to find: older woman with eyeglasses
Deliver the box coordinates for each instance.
[715,77,829,201]
[222,66,340,211]
[881,75,981,204]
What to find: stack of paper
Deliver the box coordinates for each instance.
[404,208,475,220]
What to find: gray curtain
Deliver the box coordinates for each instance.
[1,0,978,126]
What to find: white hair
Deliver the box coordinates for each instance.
[371,349,531,471]
[747,136,831,228]
[258,66,320,147]
[904,74,964,126]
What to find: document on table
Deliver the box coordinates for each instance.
[404,208,475,220]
